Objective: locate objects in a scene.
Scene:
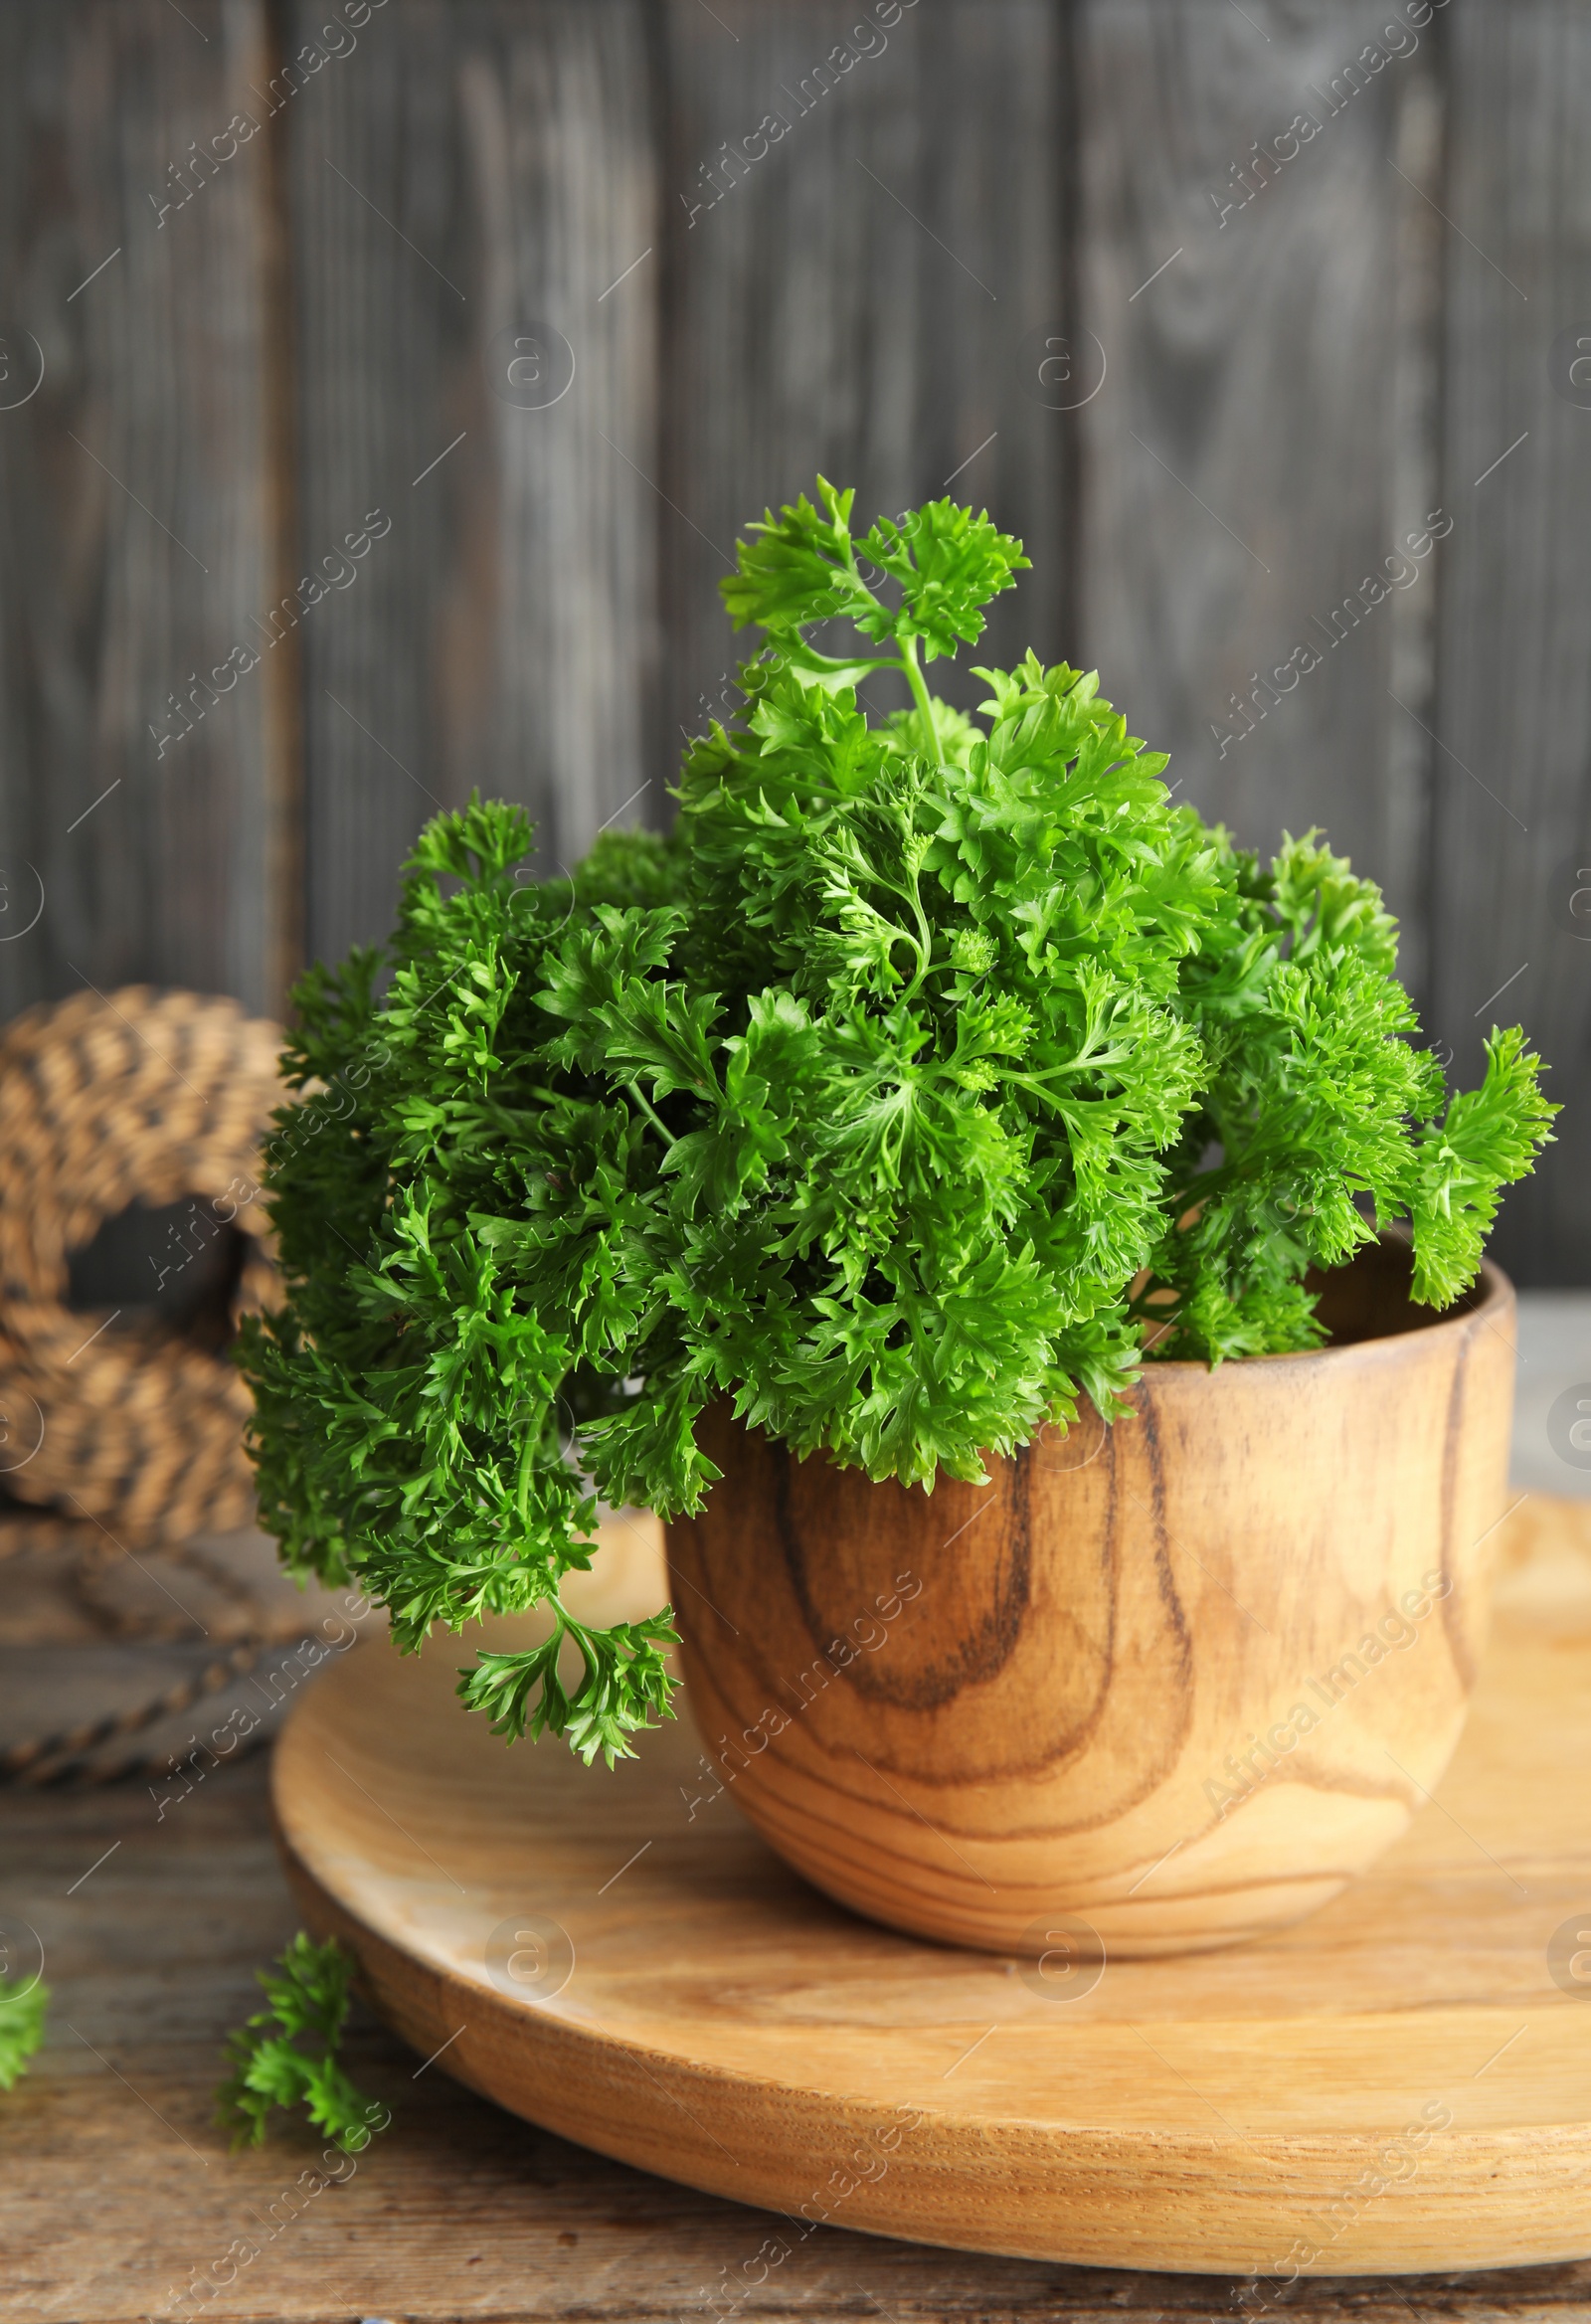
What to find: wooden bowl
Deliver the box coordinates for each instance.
[665,1239,1516,1958]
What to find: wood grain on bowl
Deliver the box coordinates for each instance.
[666,1245,1516,1954]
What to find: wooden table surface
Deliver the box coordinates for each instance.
[3,1721,1589,2320]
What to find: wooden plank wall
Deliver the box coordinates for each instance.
[0,0,293,1014]
[0,0,1584,1282]
[656,0,1072,746]
[1077,0,1445,984]
[285,0,660,959]
[1430,2,1591,1287]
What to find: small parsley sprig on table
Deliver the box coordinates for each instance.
[238,476,1553,1768]
[0,1971,48,2091]
[216,1932,388,2152]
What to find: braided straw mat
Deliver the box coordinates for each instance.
[0,985,283,1539]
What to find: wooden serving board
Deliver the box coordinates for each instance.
[273,1499,1591,2279]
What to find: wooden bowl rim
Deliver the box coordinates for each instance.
[1133,1242,1513,1380]
[699,1248,1514,1491]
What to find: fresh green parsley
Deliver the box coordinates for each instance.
[216,1932,388,2152]
[239,476,1553,1765]
[0,1972,47,2091]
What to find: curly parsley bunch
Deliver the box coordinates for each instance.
[239,478,1553,1764]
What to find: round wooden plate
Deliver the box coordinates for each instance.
[273,1501,1591,2278]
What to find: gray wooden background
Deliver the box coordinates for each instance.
[0,0,1585,1284]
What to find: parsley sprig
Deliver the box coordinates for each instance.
[0,1971,47,2091]
[216,1932,388,2152]
[239,477,1553,1764]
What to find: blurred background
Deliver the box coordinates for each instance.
[0,0,1585,1282]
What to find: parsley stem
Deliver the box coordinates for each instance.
[515,1423,537,1521]
[626,1080,677,1148]
[798,649,899,675]
[898,633,943,769]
